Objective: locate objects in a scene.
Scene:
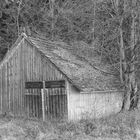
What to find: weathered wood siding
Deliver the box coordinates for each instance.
[0,37,124,120]
[0,38,66,117]
[0,39,25,116]
[67,82,123,120]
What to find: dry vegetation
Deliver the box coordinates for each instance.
[0,110,140,140]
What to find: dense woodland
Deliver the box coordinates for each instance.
[1,0,140,111]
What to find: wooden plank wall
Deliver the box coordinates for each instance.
[45,87,67,120]
[23,40,66,118]
[68,83,124,120]
[0,38,67,118]
[0,39,24,116]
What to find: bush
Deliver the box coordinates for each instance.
[0,110,139,140]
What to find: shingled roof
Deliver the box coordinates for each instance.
[23,35,121,92]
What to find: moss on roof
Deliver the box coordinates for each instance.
[26,36,121,92]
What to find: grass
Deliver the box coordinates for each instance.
[0,110,140,140]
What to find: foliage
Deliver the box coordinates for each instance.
[0,110,140,139]
[0,0,95,61]
[1,0,140,109]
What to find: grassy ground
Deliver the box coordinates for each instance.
[0,110,140,140]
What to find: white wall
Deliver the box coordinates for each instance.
[67,83,123,120]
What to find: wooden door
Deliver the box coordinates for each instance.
[44,88,67,119]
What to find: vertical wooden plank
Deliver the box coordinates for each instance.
[60,88,63,118]
[45,61,48,80]
[46,88,49,118]
[5,63,8,112]
[55,88,58,118]
[38,92,41,118]
[5,63,8,113]
[26,41,29,81]
[13,51,16,116]
[17,47,20,116]
[30,47,33,117]
[13,52,16,116]
[18,45,22,116]
[40,55,43,119]
[3,65,6,113]
[1,67,3,114]
[63,88,65,118]
[50,90,52,118]
[41,81,45,121]
[51,65,54,81]
[23,42,26,117]
[0,68,2,112]
[10,57,13,114]
[32,48,35,117]
[33,91,35,117]
[65,88,68,118]
[62,88,65,118]
[7,62,10,112]
[9,60,11,112]
[36,52,39,118]
[66,80,69,120]
[33,48,36,117]
[0,70,1,112]
[24,41,28,117]
[14,51,18,116]
[2,65,5,113]
[20,41,24,116]
[52,89,54,118]
[58,88,61,118]
[53,89,56,118]
[29,89,31,117]
[17,49,19,116]
[10,57,14,114]
[37,51,41,118]
[29,45,32,118]
[51,89,54,118]
[36,94,39,118]
[49,89,52,119]
[43,59,45,81]
[16,48,19,116]
[27,45,30,117]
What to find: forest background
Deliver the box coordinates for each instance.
[1,0,140,110]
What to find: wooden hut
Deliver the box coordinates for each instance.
[0,33,123,120]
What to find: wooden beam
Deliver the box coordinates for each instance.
[25,80,65,89]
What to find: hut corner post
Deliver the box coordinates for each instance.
[41,81,45,121]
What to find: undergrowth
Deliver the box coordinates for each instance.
[0,110,140,140]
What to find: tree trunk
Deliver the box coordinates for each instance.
[129,10,138,110]
[50,0,55,41]
[119,20,125,83]
[121,10,138,110]
[119,18,131,110]
[92,0,96,41]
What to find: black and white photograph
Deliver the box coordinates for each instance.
[0,0,140,139]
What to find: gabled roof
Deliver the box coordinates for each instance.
[24,35,121,92]
[1,33,121,92]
